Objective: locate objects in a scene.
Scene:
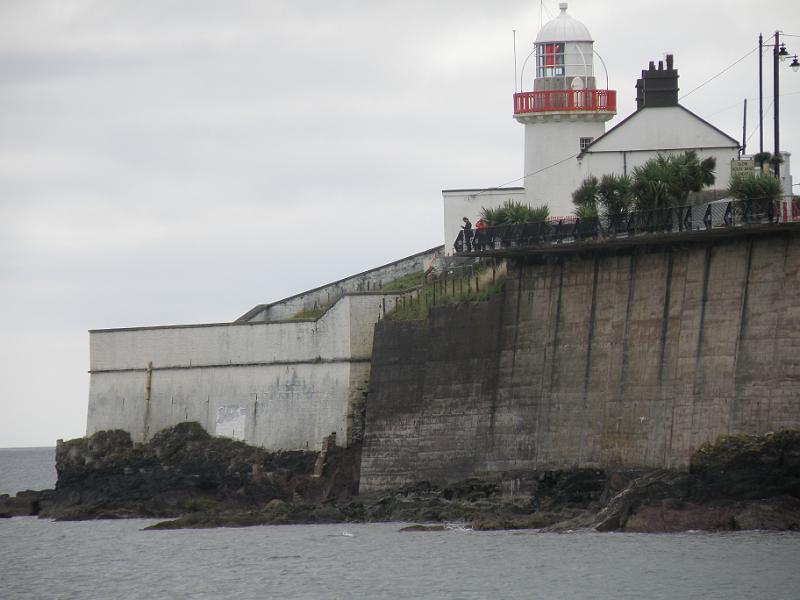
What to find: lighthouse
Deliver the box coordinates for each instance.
[514,3,616,216]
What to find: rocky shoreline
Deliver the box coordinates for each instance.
[2,424,799,533]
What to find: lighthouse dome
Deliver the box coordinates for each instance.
[535,3,592,43]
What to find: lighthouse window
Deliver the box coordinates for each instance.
[580,137,594,151]
[537,42,564,77]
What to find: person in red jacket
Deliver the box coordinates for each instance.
[474,218,487,251]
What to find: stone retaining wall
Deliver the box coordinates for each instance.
[360,229,800,491]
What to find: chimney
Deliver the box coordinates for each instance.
[635,54,679,110]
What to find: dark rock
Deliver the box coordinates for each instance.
[399,524,447,532]
[0,490,50,517]
[596,431,800,532]
[689,431,800,501]
[622,497,800,532]
[36,423,358,521]
[442,478,499,501]
[592,470,691,532]
[12,425,800,532]
[623,503,740,532]
[471,512,563,531]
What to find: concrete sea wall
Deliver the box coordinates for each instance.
[239,247,441,322]
[360,229,800,491]
[88,247,443,451]
[88,295,386,450]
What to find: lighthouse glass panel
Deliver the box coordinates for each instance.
[537,42,565,77]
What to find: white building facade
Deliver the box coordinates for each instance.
[441,7,798,253]
[578,55,740,192]
[514,2,616,216]
[442,2,616,251]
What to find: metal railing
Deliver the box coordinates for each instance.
[388,258,506,318]
[457,199,793,254]
[513,89,617,115]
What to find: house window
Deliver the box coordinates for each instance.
[580,137,594,151]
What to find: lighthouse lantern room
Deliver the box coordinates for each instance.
[514,2,616,216]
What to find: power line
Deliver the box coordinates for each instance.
[680,46,758,100]
[745,98,774,143]
[707,91,800,118]
[472,153,579,197]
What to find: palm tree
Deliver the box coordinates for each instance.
[597,174,634,219]
[572,175,599,216]
[479,200,549,225]
[675,151,716,204]
[572,174,632,230]
[632,151,716,210]
[632,156,671,210]
[574,203,599,218]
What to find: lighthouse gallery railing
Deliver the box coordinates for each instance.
[513,89,617,114]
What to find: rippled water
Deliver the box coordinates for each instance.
[2,448,800,599]
[2,520,800,599]
[0,447,56,495]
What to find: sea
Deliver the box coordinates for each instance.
[2,448,800,600]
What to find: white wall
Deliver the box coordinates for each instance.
[579,105,740,192]
[87,292,407,449]
[243,247,440,322]
[442,188,525,253]
[88,363,354,450]
[587,106,738,155]
[91,308,351,372]
[579,148,737,191]
[522,117,609,217]
[779,151,793,198]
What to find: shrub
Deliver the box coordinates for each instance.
[480,200,549,225]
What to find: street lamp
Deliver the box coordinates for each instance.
[759,31,798,179]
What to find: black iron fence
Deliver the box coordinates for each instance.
[456,199,795,253]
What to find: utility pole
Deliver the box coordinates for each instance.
[773,30,781,178]
[741,98,747,156]
[758,33,763,154]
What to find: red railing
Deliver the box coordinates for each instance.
[513,89,617,115]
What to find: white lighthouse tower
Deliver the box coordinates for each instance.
[515,3,616,215]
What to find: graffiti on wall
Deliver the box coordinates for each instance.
[216,406,248,440]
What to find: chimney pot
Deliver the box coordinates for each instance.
[636,55,680,109]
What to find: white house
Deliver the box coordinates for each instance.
[577,54,740,192]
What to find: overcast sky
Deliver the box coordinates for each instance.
[1,0,798,447]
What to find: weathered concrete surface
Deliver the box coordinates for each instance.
[240,247,441,322]
[87,247,443,451]
[89,295,400,450]
[361,230,800,491]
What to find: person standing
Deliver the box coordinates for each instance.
[462,217,473,252]
[475,218,487,251]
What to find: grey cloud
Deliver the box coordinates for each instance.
[0,0,798,446]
